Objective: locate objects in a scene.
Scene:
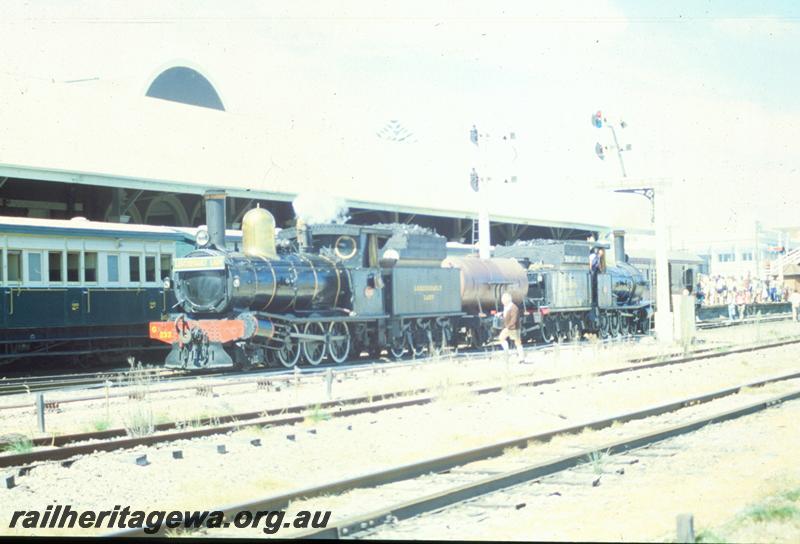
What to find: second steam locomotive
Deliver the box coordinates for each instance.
[150,191,652,369]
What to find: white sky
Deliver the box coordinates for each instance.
[0,1,798,244]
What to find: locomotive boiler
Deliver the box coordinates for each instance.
[151,191,357,369]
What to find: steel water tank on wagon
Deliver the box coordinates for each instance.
[441,256,528,312]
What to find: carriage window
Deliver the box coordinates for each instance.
[160,254,172,280]
[67,252,80,282]
[48,251,64,283]
[8,251,21,282]
[129,255,141,282]
[145,255,156,283]
[28,252,42,282]
[85,252,98,282]
[107,255,119,283]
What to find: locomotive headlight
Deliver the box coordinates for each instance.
[232,276,241,289]
[195,227,210,247]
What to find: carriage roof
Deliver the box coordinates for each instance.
[0,215,242,243]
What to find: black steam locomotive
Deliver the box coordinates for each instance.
[151,191,652,369]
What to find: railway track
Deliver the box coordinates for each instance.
[107,367,800,537]
[2,334,798,471]
[0,335,648,411]
[2,308,784,398]
[0,325,788,416]
[0,367,181,397]
[2,302,792,402]
[302,381,800,540]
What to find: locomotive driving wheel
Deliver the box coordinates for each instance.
[437,320,453,353]
[619,315,630,336]
[598,312,610,339]
[389,336,407,360]
[609,312,621,337]
[327,322,351,364]
[427,322,442,356]
[556,317,571,343]
[538,317,555,344]
[276,323,301,368]
[302,322,327,366]
[566,318,582,342]
[639,312,652,334]
[409,322,428,358]
[464,326,483,349]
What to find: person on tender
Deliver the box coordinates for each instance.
[498,292,525,362]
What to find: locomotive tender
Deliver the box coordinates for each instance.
[150,191,653,370]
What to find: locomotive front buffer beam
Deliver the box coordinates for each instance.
[149,313,275,370]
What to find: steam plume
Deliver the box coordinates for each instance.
[292,191,350,224]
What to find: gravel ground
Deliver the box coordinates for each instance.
[0,340,798,537]
[0,337,684,438]
[363,389,800,542]
[2,319,798,439]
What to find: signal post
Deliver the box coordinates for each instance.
[592,110,674,344]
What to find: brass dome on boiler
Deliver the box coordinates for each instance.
[242,206,277,258]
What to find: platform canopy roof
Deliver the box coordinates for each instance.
[0,1,659,235]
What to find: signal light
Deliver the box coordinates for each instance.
[592,110,603,128]
[595,142,605,160]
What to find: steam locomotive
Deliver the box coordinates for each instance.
[150,191,653,369]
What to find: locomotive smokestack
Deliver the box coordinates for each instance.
[204,190,227,249]
[613,230,627,264]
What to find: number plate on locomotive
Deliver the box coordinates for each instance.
[174,256,226,271]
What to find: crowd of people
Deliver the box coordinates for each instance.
[696,274,789,306]
[695,273,800,322]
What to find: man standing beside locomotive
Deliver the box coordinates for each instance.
[498,292,526,362]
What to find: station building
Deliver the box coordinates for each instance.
[679,223,798,279]
[0,63,621,247]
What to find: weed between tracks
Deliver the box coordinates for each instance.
[91,418,112,432]
[304,404,330,425]
[121,359,158,437]
[586,448,610,475]
[3,435,33,453]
